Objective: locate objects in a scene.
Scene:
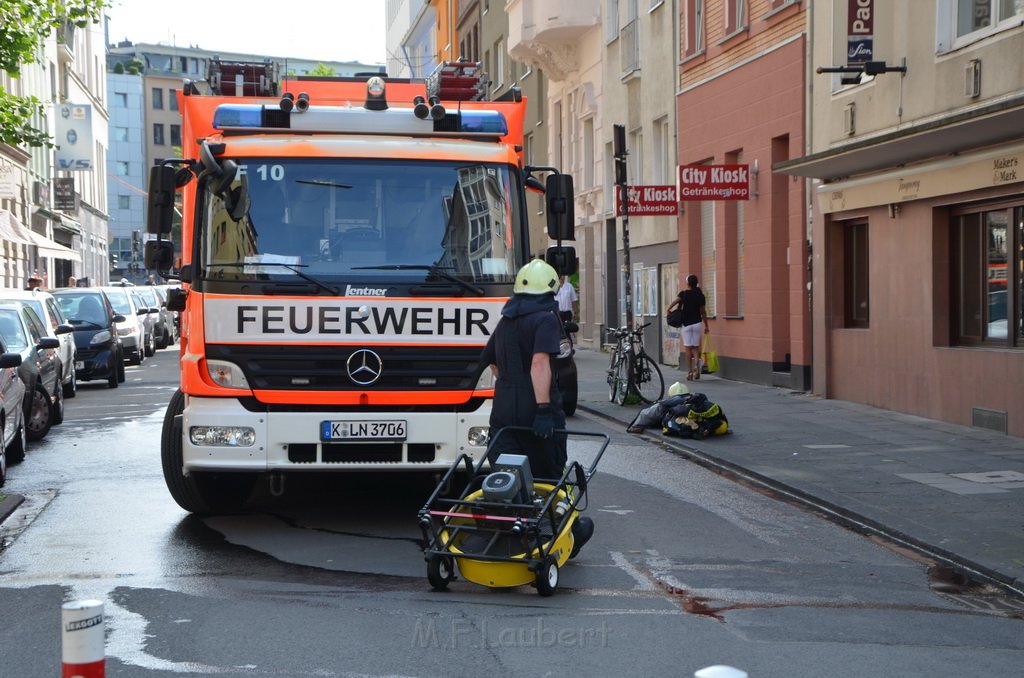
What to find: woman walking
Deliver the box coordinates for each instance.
[666,274,709,380]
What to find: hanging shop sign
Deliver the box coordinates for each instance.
[54,177,77,211]
[615,185,679,216]
[678,164,750,201]
[54,103,94,171]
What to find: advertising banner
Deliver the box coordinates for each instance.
[615,185,679,216]
[54,103,94,171]
[678,164,750,201]
[54,177,77,210]
[847,0,874,65]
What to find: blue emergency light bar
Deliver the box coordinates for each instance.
[212,104,508,137]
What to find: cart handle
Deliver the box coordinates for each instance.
[483,426,611,481]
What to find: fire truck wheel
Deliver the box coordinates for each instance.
[160,389,255,514]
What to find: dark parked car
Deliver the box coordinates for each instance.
[0,336,25,486]
[0,302,63,441]
[53,289,126,389]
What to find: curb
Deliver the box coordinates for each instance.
[578,403,1024,599]
[0,493,24,526]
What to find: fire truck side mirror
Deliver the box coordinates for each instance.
[546,246,578,276]
[144,240,175,273]
[147,165,177,235]
[545,173,575,241]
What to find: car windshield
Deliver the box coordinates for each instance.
[0,309,27,351]
[103,289,132,315]
[56,293,108,327]
[139,288,158,306]
[198,158,524,285]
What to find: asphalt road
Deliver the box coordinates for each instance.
[0,347,1021,677]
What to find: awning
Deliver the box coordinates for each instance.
[0,209,81,262]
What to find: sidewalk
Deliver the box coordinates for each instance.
[571,346,1024,594]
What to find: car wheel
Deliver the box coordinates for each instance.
[117,356,126,383]
[25,382,53,442]
[6,417,26,464]
[562,385,578,417]
[52,377,64,425]
[63,366,77,398]
[156,325,169,350]
[144,331,155,357]
[0,416,6,487]
[130,346,143,366]
[108,363,119,389]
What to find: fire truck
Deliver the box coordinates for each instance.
[144,61,577,513]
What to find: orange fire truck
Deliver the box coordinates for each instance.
[144,62,576,513]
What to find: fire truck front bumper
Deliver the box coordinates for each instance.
[181,396,492,472]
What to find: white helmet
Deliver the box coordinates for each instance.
[513,260,558,295]
[667,381,689,397]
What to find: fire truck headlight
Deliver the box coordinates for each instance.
[206,360,251,389]
[474,368,495,390]
[467,427,490,447]
[190,426,256,447]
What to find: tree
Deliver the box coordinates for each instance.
[0,0,107,147]
[309,63,337,77]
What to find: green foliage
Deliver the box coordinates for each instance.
[0,0,107,147]
[309,63,337,77]
[113,61,124,74]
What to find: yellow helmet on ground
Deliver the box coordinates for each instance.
[513,260,559,295]
[668,381,689,397]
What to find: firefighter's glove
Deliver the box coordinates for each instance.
[532,404,555,439]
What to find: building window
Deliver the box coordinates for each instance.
[494,38,505,87]
[169,89,179,111]
[956,0,1020,37]
[651,116,670,183]
[153,123,165,145]
[118,195,131,210]
[152,87,163,109]
[605,0,620,43]
[725,0,747,36]
[114,92,127,107]
[170,124,181,147]
[844,221,869,328]
[115,161,130,176]
[684,0,705,57]
[113,126,129,141]
[953,205,1023,346]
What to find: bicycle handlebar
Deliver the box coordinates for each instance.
[607,322,651,340]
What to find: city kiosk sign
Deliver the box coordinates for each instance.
[615,185,679,216]
[678,164,751,201]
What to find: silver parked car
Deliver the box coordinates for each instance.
[0,334,25,487]
[0,288,77,398]
[99,286,150,365]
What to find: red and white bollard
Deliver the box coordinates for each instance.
[61,599,105,678]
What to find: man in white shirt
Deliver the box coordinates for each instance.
[554,275,578,323]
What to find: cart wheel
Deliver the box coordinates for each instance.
[427,555,454,591]
[535,556,559,597]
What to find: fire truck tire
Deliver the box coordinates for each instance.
[161,389,255,514]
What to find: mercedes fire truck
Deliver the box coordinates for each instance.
[144,62,576,513]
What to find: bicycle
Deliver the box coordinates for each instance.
[606,323,665,405]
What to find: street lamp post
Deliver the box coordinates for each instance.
[613,124,633,331]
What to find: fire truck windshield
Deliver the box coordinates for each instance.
[198,158,524,287]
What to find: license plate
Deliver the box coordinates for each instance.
[75,361,85,370]
[320,420,407,441]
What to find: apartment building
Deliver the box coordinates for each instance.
[1,17,109,289]
[604,0,680,364]
[508,1,605,349]
[779,1,1024,435]
[678,0,810,388]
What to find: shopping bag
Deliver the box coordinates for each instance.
[702,334,720,374]
[666,307,683,328]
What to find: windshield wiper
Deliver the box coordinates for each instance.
[205,262,340,295]
[295,179,352,189]
[352,265,485,296]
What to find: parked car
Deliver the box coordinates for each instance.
[53,288,126,389]
[99,286,149,365]
[146,285,178,347]
[0,335,25,486]
[0,288,78,398]
[135,285,171,350]
[0,302,63,441]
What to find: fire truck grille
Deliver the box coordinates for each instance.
[205,344,484,391]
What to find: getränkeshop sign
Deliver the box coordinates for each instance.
[678,164,751,201]
[615,185,679,216]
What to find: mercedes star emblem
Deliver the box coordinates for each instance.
[346,349,383,386]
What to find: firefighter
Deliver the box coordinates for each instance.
[480,259,567,479]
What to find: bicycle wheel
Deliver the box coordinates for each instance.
[610,354,630,405]
[633,354,665,404]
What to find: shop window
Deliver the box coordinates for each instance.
[953,205,1023,346]
[844,221,869,328]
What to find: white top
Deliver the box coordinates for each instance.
[555,281,577,313]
